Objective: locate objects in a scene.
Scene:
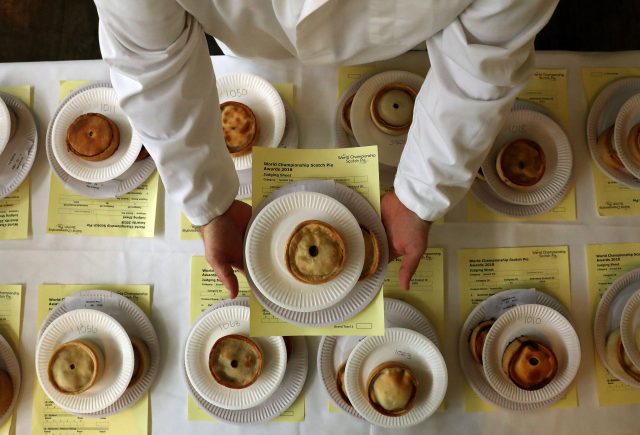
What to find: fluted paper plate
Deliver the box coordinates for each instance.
[620,289,640,372]
[0,334,20,427]
[0,97,10,155]
[613,93,640,178]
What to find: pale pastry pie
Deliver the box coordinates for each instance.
[501,336,557,390]
[66,113,120,162]
[496,139,546,188]
[370,83,417,136]
[209,334,263,389]
[286,220,347,284]
[127,337,151,389]
[469,319,494,365]
[627,123,640,165]
[7,106,17,142]
[220,101,259,156]
[48,340,102,394]
[605,329,640,382]
[358,225,380,281]
[596,126,626,171]
[335,362,351,406]
[367,362,418,416]
[0,369,13,416]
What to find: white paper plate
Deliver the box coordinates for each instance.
[613,93,640,178]
[184,305,286,410]
[38,290,160,417]
[0,334,20,427]
[0,92,38,199]
[344,327,447,428]
[50,86,142,183]
[481,110,573,206]
[594,268,640,387]
[247,180,386,325]
[36,309,135,414]
[335,77,369,148]
[318,298,439,418]
[482,304,580,404]
[350,71,424,167]
[246,191,364,312]
[217,73,285,172]
[0,98,10,155]
[458,288,571,410]
[586,77,640,188]
[620,289,640,372]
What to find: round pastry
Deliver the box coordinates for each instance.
[127,337,151,389]
[0,369,13,416]
[66,113,120,162]
[220,101,259,156]
[48,340,102,394]
[340,94,355,136]
[496,139,546,188]
[358,225,380,281]
[501,336,557,390]
[335,362,351,406]
[370,83,417,136]
[7,106,17,142]
[627,122,640,166]
[469,319,494,365]
[605,329,640,382]
[596,126,626,171]
[286,220,347,284]
[135,146,150,162]
[367,362,418,416]
[209,334,263,389]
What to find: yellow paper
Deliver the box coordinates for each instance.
[0,285,24,435]
[188,256,305,422]
[249,145,384,336]
[31,284,151,435]
[458,246,577,412]
[586,243,640,406]
[0,86,33,240]
[467,69,576,221]
[581,68,640,216]
[46,80,159,237]
[180,83,295,239]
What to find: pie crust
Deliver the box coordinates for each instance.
[66,113,120,161]
[369,83,417,136]
[367,362,418,416]
[220,101,259,157]
[358,225,380,281]
[48,340,102,395]
[501,336,557,390]
[209,334,263,389]
[496,139,546,188]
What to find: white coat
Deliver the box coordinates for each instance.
[94,0,558,225]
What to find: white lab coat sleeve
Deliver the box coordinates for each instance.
[394,0,558,222]
[94,0,238,226]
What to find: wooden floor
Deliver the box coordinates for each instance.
[0,0,638,63]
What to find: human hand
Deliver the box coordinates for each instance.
[199,200,252,299]
[380,191,432,290]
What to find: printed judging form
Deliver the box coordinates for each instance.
[0,285,23,435]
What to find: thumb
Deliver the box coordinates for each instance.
[399,251,422,290]
[212,262,240,299]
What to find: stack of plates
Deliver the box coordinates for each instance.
[217,73,298,200]
[244,179,388,326]
[472,102,574,218]
[318,298,446,428]
[0,92,38,199]
[0,334,20,427]
[459,288,580,410]
[183,298,308,423]
[35,290,159,417]
[594,268,640,387]
[586,77,640,188]
[334,70,424,168]
[46,83,155,198]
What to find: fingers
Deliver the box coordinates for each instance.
[398,251,422,290]
[212,262,240,299]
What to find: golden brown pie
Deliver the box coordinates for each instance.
[127,337,151,389]
[501,336,557,390]
[0,369,13,416]
[209,334,263,389]
[7,106,17,142]
[596,126,626,171]
[367,362,418,416]
[358,225,380,281]
[469,319,494,365]
[135,146,150,162]
[66,113,120,161]
[220,101,259,156]
[496,139,546,188]
[370,83,417,136]
[286,220,347,284]
[335,362,351,406]
[606,329,640,382]
[627,123,640,165]
[48,340,102,394]
[340,94,355,136]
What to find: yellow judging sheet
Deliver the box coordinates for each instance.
[180,83,294,240]
[467,69,577,221]
[458,246,577,412]
[46,80,159,237]
[586,243,640,405]
[582,68,640,216]
[188,256,304,422]
[0,86,33,240]
[31,284,151,435]
[0,285,24,435]
[248,145,384,336]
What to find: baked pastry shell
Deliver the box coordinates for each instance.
[495,139,546,189]
[220,100,260,157]
[358,224,380,281]
[48,339,103,395]
[209,334,264,389]
[366,362,419,417]
[369,83,417,136]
